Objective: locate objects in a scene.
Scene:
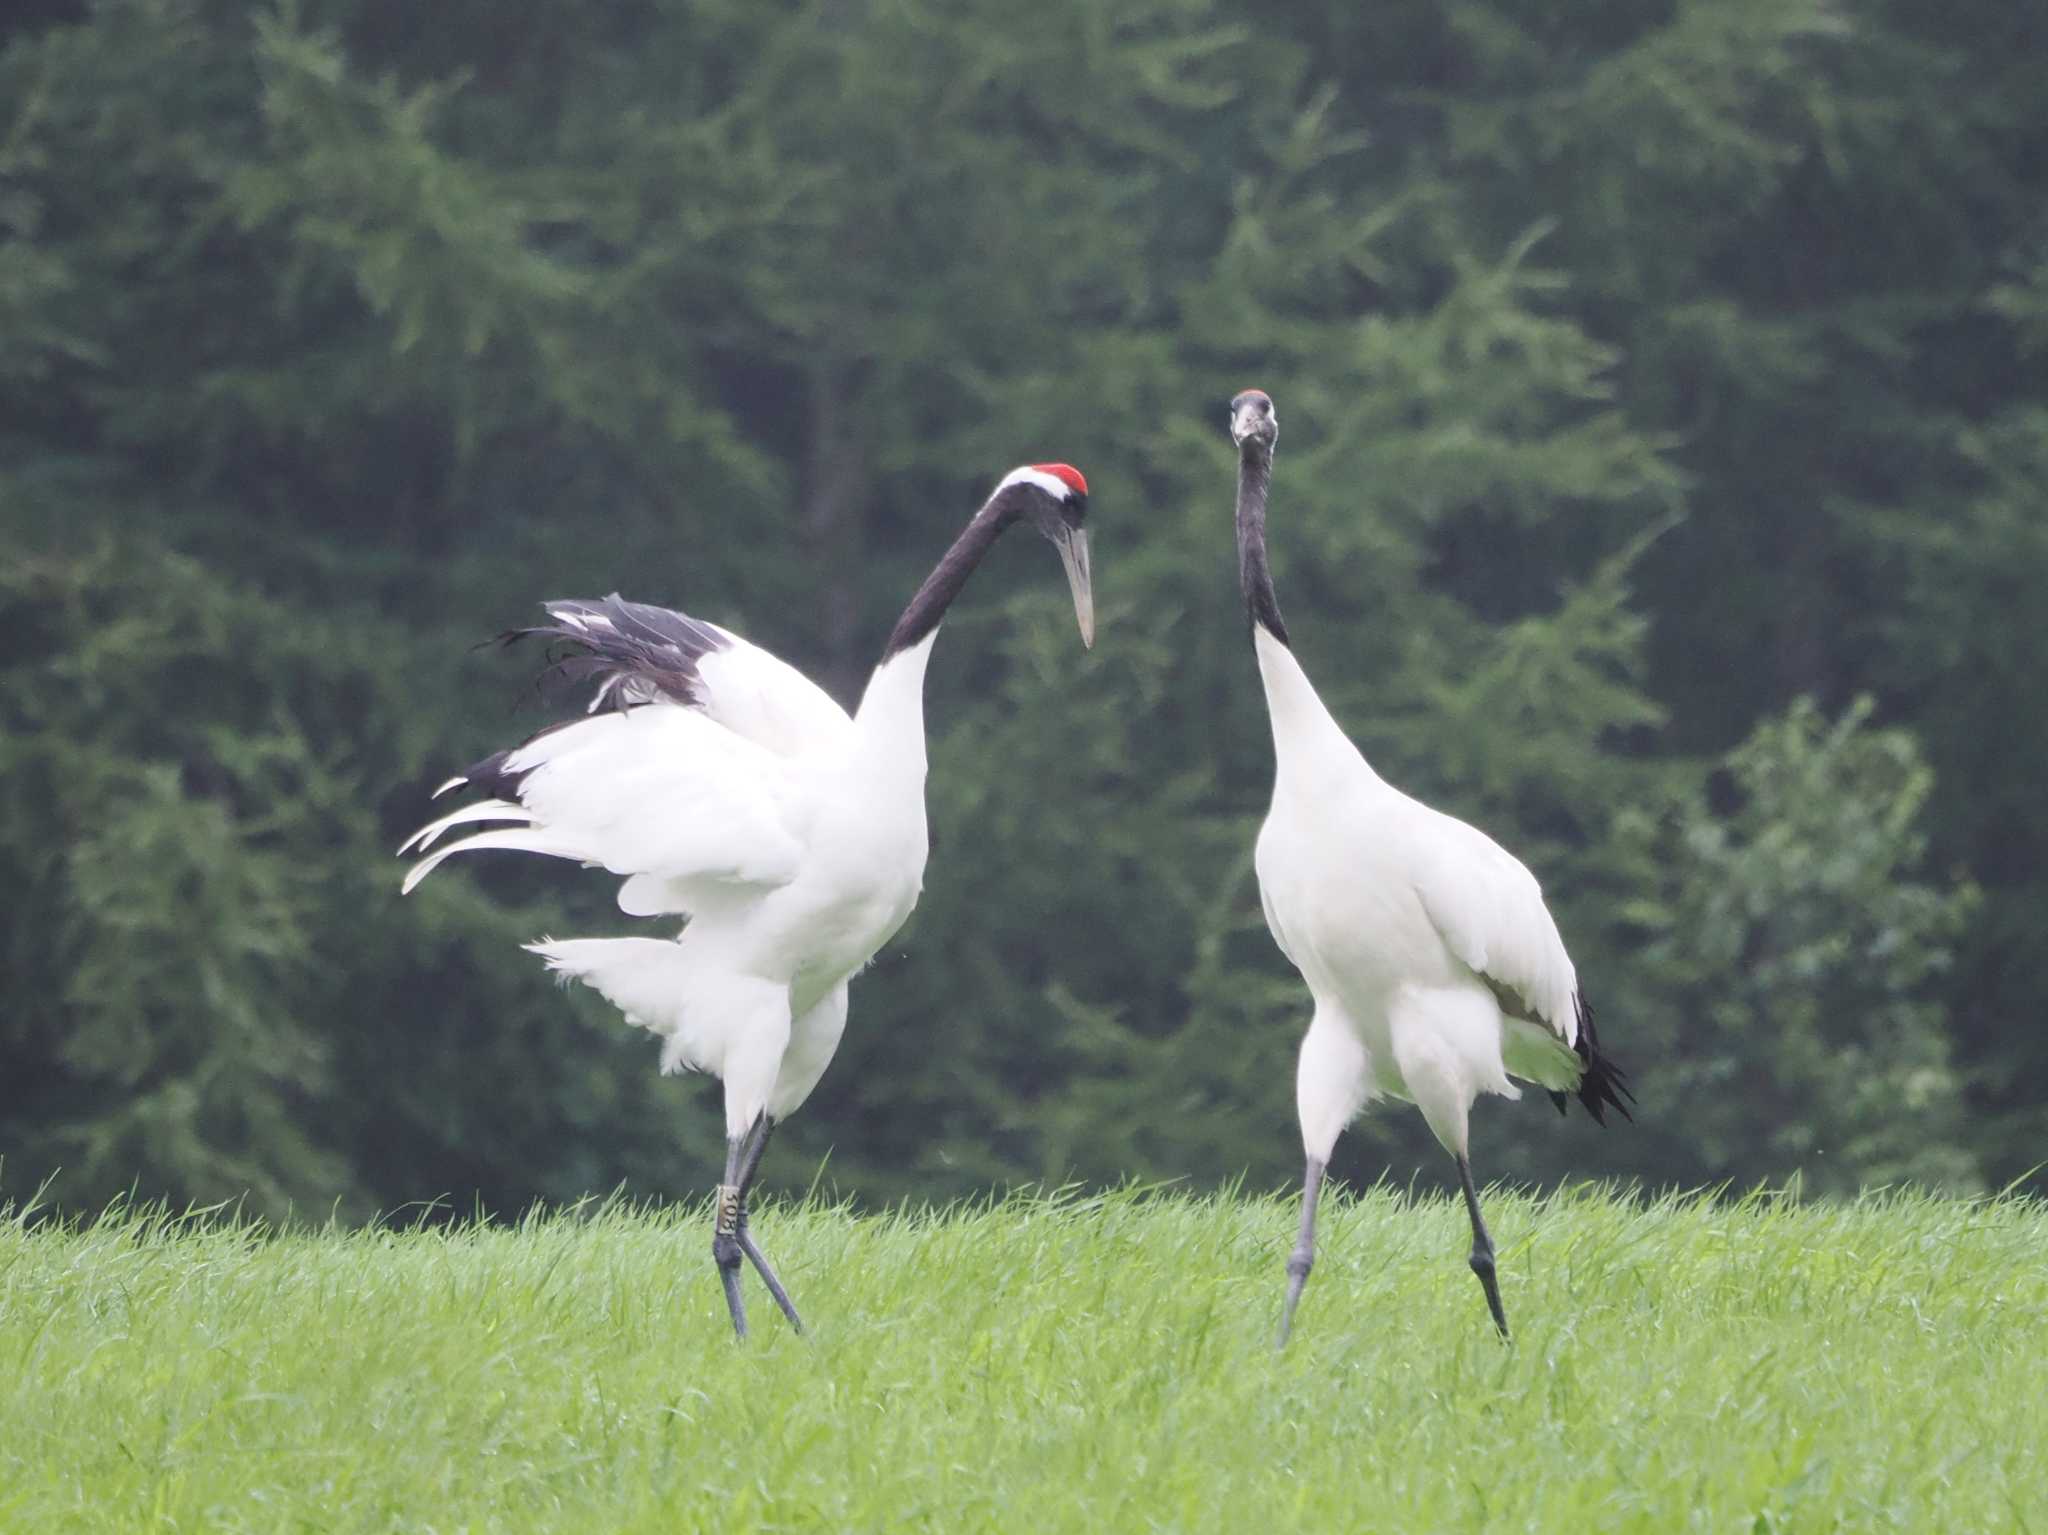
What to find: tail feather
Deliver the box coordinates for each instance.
[397,799,533,855]
[527,937,699,1073]
[400,828,589,895]
[1551,991,1635,1126]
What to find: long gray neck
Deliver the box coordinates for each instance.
[881,489,1023,662]
[1236,445,1289,646]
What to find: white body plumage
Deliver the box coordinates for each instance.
[398,462,1095,1340]
[1251,627,1583,1165]
[401,464,1096,1143]
[1227,387,1624,1342]
[404,621,938,1136]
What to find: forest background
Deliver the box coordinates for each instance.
[4,0,2044,1219]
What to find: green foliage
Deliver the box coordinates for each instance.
[1,543,354,1210]
[1611,699,1979,1192]
[3,1188,2046,1530]
[0,540,704,1218]
[1,0,2041,1211]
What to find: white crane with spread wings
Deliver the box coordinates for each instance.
[403,463,1094,1339]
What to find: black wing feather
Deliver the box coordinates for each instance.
[500,593,732,712]
[442,595,731,802]
[1545,991,1636,1126]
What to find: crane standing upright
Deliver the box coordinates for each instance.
[1226,389,1631,1343]
[402,463,1095,1340]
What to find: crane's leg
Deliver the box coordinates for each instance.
[1455,1154,1509,1339]
[712,1119,767,1341]
[1277,1155,1327,1348]
[710,981,800,1341]
[731,1114,804,1334]
[1283,1011,1370,1349]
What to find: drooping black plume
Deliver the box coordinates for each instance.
[499,593,732,712]
[1547,991,1636,1126]
[436,595,734,804]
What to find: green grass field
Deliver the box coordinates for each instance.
[3,1184,2043,1532]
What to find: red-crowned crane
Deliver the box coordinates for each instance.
[1226,390,1631,1344]
[400,464,1094,1340]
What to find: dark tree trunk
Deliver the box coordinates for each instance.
[802,361,869,699]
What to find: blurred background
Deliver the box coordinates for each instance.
[3,0,2042,1220]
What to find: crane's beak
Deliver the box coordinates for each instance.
[1056,526,1094,648]
[1231,400,1266,446]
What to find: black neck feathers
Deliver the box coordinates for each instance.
[880,485,1027,661]
[1236,445,1289,647]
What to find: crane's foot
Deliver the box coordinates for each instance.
[1468,1244,1508,1339]
[1278,1249,1313,1348]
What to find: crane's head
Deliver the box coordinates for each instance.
[1230,389,1278,452]
[994,463,1094,648]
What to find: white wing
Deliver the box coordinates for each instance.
[401,705,808,913]
[691,626,851,757]
[1257,880,1299,967]
[403,594,853,913]
[1401,800,1580,1046]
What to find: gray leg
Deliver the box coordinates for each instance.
[712,1118,770,1341]
[1456,1154,1509,1338]
[736,1228,801,1332]
[731,1117,804,1334]
[1277,1156,1326,1348]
